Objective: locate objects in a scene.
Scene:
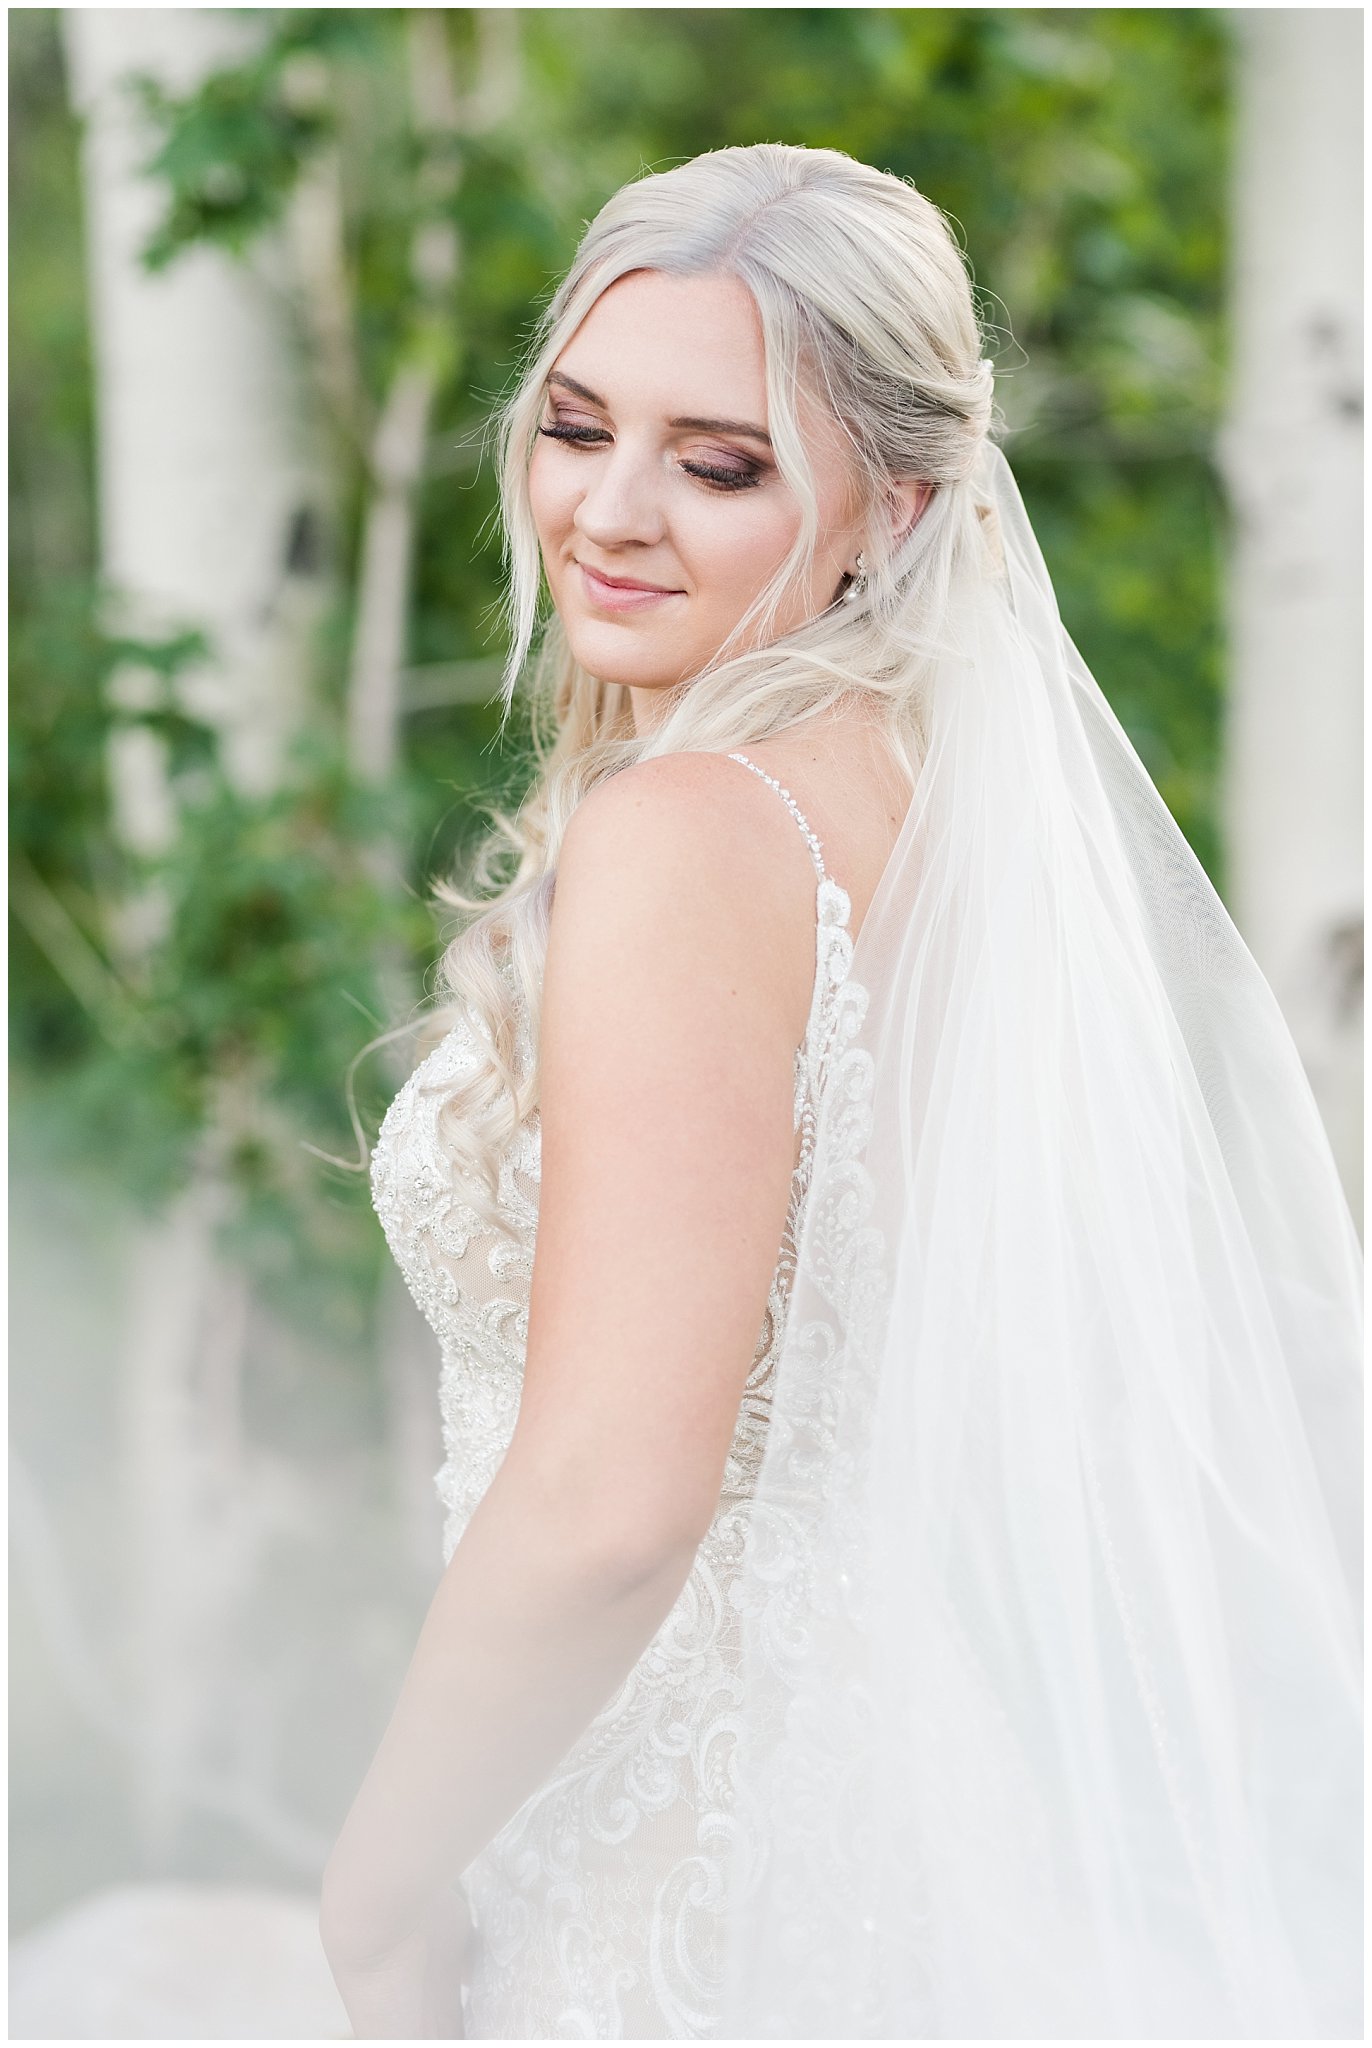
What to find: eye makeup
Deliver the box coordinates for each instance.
[537,417,764,493]
[537,383,769,493]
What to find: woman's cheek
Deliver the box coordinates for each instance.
[691,498,790,588]
[527,452,569,550]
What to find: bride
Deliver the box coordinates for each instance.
[319,144,1362,2040]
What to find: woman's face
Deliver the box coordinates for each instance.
[527,269,871,728]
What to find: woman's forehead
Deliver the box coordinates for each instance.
[552,271,768,416]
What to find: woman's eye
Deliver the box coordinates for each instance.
[537,416,610,445]
[681,457,763,492]
[536,414,763,492]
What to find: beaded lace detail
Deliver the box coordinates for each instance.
[368,753,863,2037]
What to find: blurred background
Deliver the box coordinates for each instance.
[9,7,1361,2036]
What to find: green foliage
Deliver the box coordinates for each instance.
[8,579,413,1334]
[10,6,1234,1341]
[132,10,386,268]
[10,15,116,1072]
[8,11,96,591]
[110,736,432,1339]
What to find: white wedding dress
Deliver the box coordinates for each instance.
[369,752,865,2039]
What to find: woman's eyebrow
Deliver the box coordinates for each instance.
[672,412,773,448]
[545,369,773,448]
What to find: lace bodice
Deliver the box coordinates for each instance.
[369,751,868,2038]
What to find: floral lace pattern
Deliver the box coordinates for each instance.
[369,755,868,2038]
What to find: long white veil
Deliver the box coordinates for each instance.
[717,440,1363,2038]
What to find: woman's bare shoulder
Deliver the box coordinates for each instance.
[551,751,824,1050]
[691,715,915,940]
[564,748,798,847]
[559,748,828,913]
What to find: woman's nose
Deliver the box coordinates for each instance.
[571,444,666,550]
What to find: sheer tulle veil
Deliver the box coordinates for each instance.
[717,437,1363,2037]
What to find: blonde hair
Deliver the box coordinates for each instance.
[398,142,1000,1230]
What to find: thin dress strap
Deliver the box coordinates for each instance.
[724,751,829,884]
[725,750,847,1144]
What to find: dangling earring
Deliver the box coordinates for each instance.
[841,550,869,603]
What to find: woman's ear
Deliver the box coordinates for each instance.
[888,479,934,550]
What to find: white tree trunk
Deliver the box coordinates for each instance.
[65,7,330,803]
[1218,9,1363,1229]
[62,7,331,1869]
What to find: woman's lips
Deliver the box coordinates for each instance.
[577,562,683,612]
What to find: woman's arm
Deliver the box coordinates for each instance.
[319,1474,701,2033]
[320,753,819,2033]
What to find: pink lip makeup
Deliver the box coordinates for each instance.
[578,563,682,612]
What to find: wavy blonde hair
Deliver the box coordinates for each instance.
[391,142,1001,1233]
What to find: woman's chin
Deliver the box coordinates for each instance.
[564,627,689,692]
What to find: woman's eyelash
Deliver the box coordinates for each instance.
[536,420,763,492]
[684,458,762,492]
[537,421,610,445]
